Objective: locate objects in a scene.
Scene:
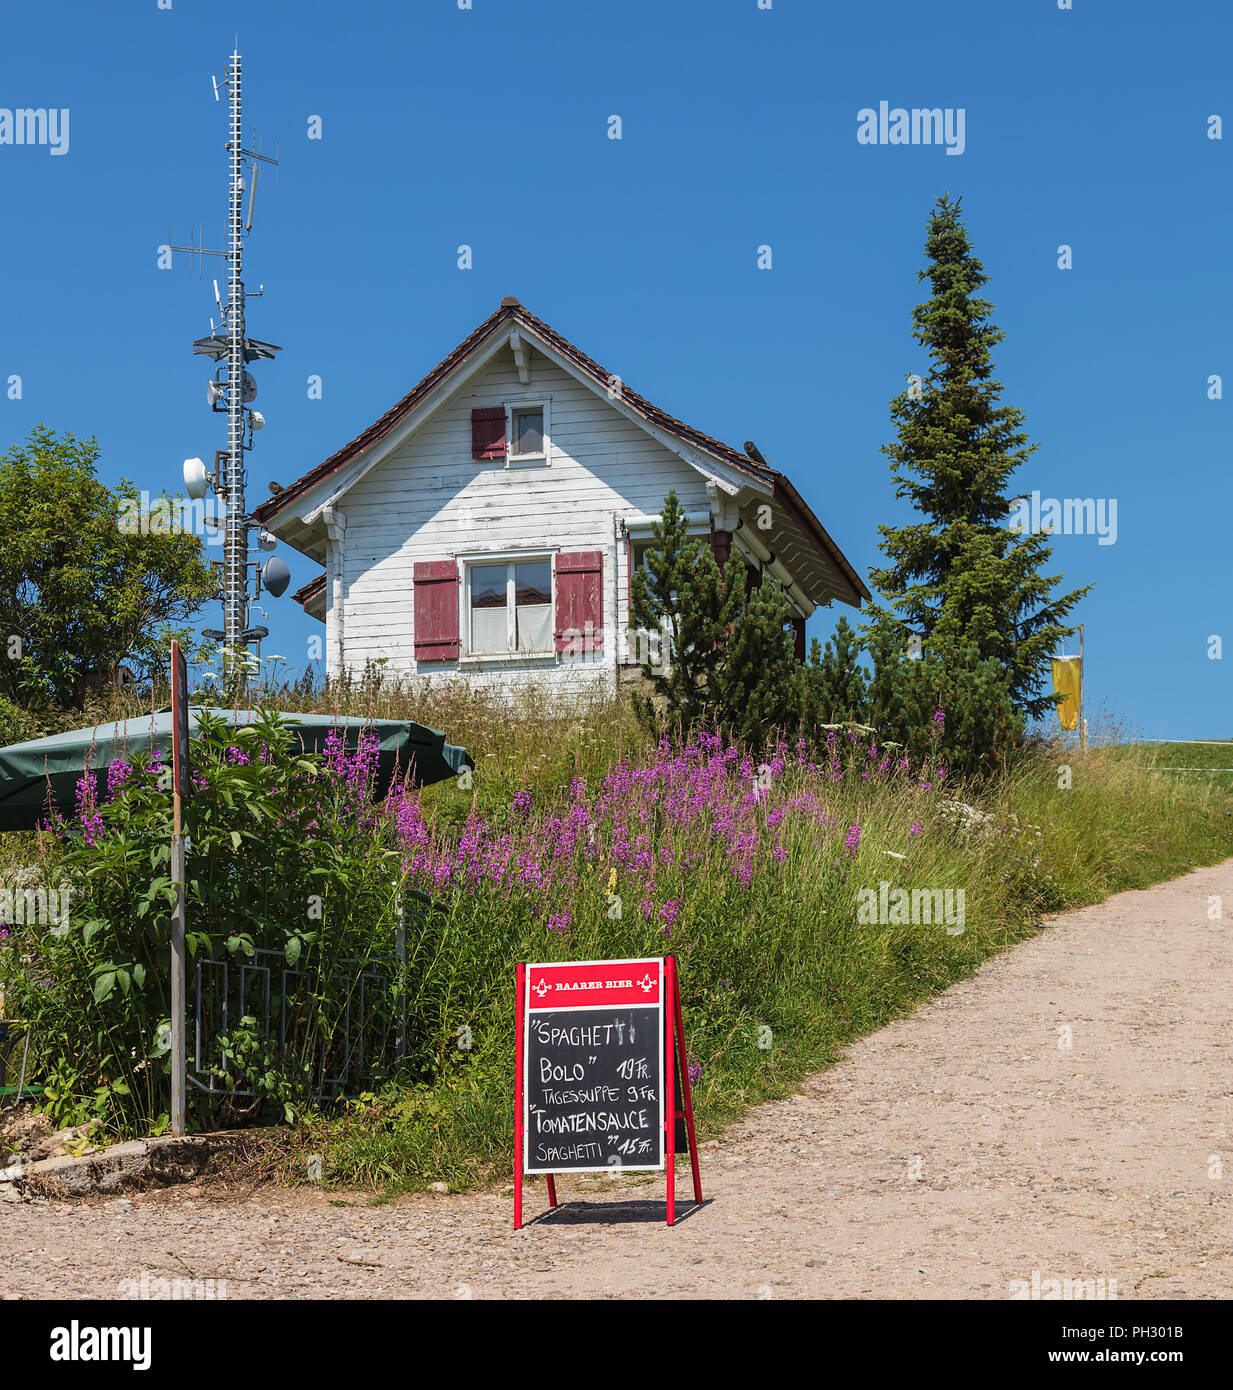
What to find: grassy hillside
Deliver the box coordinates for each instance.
[4,675,1230,1194]
[1113,740,1233,791]
[252,681,1233,1193]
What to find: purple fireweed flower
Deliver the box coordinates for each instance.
[322,728,346,770]
[372,727,948,917]
[75,773,105,848]
[106,757,134,800]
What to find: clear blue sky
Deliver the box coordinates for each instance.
[1,0,1228,737]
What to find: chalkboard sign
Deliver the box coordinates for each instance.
[522,958,666,1174]
[514,955,702,1227]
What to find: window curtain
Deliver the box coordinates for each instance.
[516,603,552,652]
[471,606,507,654]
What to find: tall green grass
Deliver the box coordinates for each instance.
[260,684,1232,1194]
[5,672,1230,1194]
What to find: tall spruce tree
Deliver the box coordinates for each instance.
[866,193,1089,721]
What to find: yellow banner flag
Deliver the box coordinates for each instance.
[1051,657,1082,731]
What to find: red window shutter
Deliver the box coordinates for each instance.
[471,407,506,461]
[413,560,460,660]
[554,551,604,653]
[791,614,806,663]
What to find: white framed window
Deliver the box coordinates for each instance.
[506,400,550,466]
[626,526,708,615]
[630,537,664,579]
[464,555,554,656]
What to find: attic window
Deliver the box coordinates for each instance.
[508,403,548,464]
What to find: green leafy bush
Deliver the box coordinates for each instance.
[2,711,420,1133]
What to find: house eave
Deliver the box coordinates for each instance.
[293,572,327,622]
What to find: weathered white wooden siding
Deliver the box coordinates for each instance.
[331,344,711,692]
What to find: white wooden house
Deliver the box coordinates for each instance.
[253,298,869,692]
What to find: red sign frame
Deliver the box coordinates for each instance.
[514,954,702,1228]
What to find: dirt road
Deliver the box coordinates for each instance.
[5,860,1231,1300]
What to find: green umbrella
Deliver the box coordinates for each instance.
[0,707,472,832]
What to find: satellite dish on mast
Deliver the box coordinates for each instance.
[262,556,290,599]
[183,457,209,500]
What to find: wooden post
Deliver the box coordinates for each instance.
[169,641,190,1137]
[170,825,186,1136]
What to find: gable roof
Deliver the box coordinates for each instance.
[255,299,869,606]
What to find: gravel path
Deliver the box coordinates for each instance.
[5,860,1231,1300]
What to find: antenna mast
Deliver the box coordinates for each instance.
[170,49,284,693]
[223,50,248,675]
